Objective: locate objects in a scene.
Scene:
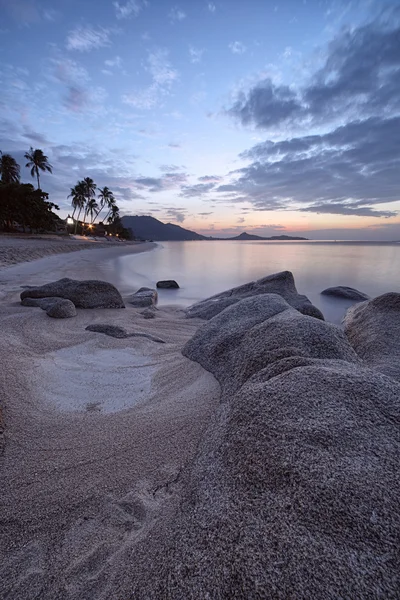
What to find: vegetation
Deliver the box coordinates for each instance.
[0,151,20,184]
[0,147,131,239]
[24,147,53,189]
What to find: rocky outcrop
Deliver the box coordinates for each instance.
[128,287,158,308]
[343,292,400,382]
[185,270,324,320]
[86,324,165,343]
[321,286,370,301]
[128,291,400,598]
[20,278,124,309]
[46,299,77,319]
[156,280,180,289]
[141,307,156,319]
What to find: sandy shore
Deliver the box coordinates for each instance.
[0,238,220,599]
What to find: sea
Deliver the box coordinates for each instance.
[110,240,400,324]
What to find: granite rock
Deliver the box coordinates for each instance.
[321,286,370,301]
[20,278,124,309]
[185,270,324,320]
[129,287,158,308]
[46,299,77,319]
[156,280,180,289]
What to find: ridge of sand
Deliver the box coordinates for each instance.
[0,241,220,599]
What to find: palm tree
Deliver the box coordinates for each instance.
[96,186,115,224]
[85,198,99,226]
[68,181,86,234]
[81,177,97,234]
[103,196,117,224]
[24,147,52,189]
[107,204,120,224]
[0,151,20,183]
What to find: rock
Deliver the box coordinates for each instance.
[20,278,124,309]
[46,299,77,319]
[86,324,165,343]
[86,324,129,338]
[343,292,400,382]
[183,294,359,396]
[141,307,156,319]
[321,286,370,301]
[21,297,59,310]
[129,287,158,308]
[185,270,324,320]
[132,289,400,598]
[156,280,180,289]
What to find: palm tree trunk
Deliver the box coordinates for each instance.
[75,207,82,234]
[36,168,40,190]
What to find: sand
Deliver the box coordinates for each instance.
[0,237,220,599]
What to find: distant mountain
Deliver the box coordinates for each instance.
[121,215,207,241]
[226,232,309,241]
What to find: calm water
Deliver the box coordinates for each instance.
[111,241,400,323]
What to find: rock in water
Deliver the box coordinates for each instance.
[128,292,400,598]
[129,287,158,308]
[46,299,77,319]
[20,278,124,309]
[141,307,156,319]
[321,286,370,301]
[343,292,400,382]
[185,270,324,320]
[21,297,60,310]
[156,280,180,289]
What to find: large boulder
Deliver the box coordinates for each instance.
[20,278,124,309]
[46,299,77,319]
[343,292,400,382]
[185,270,324,320]
[183,293,358,394]
[128,287,158,308]
[321,286,370,301]
[156,280,179,289]
[129,292,400,598]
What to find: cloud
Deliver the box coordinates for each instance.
[169,6,186,22]
[166,209,186,222]
[159,164,185,172]
[180,182,217,197]
[113,0,144,19]
[213,115,400,217]
[168,142,181,148]
[198,175,222,182]
[229,41,247,55]
[66,26,112,52]
[208,2,216,13]
[189,46,205,64]
[133,172,188,192]
[122,48,178,109]
[227,16,400,130]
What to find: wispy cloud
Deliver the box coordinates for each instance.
[208,2,216,13]
[229,41,247,54]
[189,46,205,64]
[122,48,178,109]
[66,26,112,52]
[102,55,125,75]
[169,6,186,22]
[113,0,145,19]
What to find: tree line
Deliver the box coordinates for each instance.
[0,148,130,238]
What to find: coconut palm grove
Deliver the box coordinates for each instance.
[0,148,130,237]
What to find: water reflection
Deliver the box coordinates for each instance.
[111,241,400,324]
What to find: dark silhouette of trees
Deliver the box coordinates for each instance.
[68,182,86,233]
[0,183,59,232]
[97,186,115,223]
[24,147,53,189]
[0,151,20,184]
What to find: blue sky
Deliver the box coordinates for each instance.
[1,0,400,239]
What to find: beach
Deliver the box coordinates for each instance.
[0,236,220,599]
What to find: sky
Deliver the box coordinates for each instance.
[1,0,400,240]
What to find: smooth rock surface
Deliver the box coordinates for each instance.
[185,270,324,320]
[21,297,60,310]
[20,278,124,309]
[129,287,158,308]
[46,299,77,319]
[321,286,370,301]
[183,293,358,394]
[156,280,180,289]
[141,307,156,319]
[86,324,129,338]
[130,290,400,598]
[343,292,400,382]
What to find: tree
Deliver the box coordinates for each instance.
[0,151,20,184]
[68,182,86,234]
[96,186,115,224]
[0,182,59,232]
[81,177,96,233]
[24,147,52,189]
[85,198,99,226]
[107,203,120,224]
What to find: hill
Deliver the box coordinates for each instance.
[227,232,308,241]
[121,215,207,241]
